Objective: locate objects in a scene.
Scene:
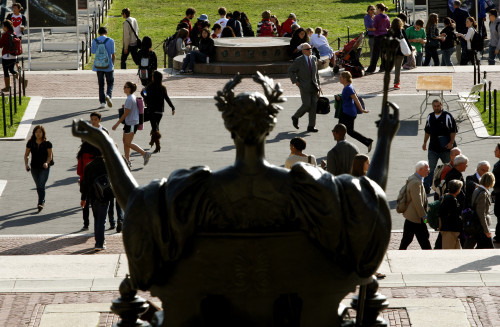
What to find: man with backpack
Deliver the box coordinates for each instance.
[399,161,432,250]
[488,9,500,65]
[80,155,113,251]
[257,11,278,37]
[91,27,115,109]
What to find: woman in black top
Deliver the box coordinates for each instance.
[137,36,157,86]
[423,13,444,66]
[142,71,175,153]
[24,125,53,212]
[239,12,255,37]
[288,27,309,59]
[180,28,214,74]
[438,179,463,249]
[440,17,456,66]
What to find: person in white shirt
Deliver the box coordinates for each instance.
[456,16,477,65]
[121,8,140,69]
[309,26,335,66]
[285,137,317,169]
[214,6,228,36]
[6,3,26,39]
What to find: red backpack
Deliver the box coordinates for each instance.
[8,34,22,56]
[259,20,274,37]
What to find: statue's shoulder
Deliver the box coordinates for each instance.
[167,166,213,185]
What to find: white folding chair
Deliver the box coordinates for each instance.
[457,83,484,120]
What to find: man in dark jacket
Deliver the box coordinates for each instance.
[443,154,468,209]
[450,0,470,64]
[465,161,490,208]
[226,11,243,37]
[321,124,359,175]
[80,157,110,251]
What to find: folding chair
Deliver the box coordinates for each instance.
[457,83,484,120]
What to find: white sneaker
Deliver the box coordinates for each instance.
[99,103,106,109]
[143,152,152,166]
[105,95,113,108]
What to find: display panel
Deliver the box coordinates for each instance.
[29,0,77,27]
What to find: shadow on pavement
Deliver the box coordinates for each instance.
[0,234,90,255]
[0,207,81,229]
[447,255,500,273]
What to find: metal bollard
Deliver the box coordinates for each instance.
[22,68,26,97]
[473,58,477,85]
[347,26,350,42]
[8,87,12,126]
[2,92,6,136]
[484,79,487,110]
[495,89,497,135]
[81,41,85,70]
[488,81,492,113]
[13,75,16,114]
[18,68,21,106]
[337,37,341,50]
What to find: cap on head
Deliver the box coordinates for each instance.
[198,14,208,21]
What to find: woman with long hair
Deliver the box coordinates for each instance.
[423,13,443,66]
[142,71,175,153]
[365,3,390,73]
[137,36,157,86]
[24,125,53,212]
[351,154,370,177]
[112,81,151,167]
[390,18,411,89]
[364,5,376,54]
[457,16,477,65]
[270,15,281,36]
[0,20,18,91]
[288,27,309,59]
[337,71,373,152]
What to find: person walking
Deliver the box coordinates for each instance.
[137,36,157,87]
[423,13,444,66]
[285,137,317,169]
[142,71,175,154]
[438,179,464,249]
[492,143,500,243]
[390,17,411,89]
[487,9,500,65]
[399,161,432,250]
[440,17,457,66]
[112,81,151,167]
[365,3,390,73]
[289,43,321,133]
[321,123,359,175]
[121,8,140,69]
[337,71,373,151]
[422,99,458,193]
[0,20,18,92]
[464,172,495,249]
[91,26,115,109]
[24,125,53,212]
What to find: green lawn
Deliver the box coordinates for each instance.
[476,91,500,136]
[0,96,30,138]
[86,0,396,69]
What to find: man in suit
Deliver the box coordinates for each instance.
[321,124,359,175]
[443,154,468,209]
[399,161,432,250]
[465,160,490,208]
[288,43,321,132]
[450,0,470,64]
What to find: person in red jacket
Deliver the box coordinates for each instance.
[280,13,296,36]
[0,20,18,92]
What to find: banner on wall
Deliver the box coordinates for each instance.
[29,0,77,28]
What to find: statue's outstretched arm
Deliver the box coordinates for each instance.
[72,120,138,208]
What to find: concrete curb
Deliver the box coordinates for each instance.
[0,96,42,141]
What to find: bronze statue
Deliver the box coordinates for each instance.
[73,66,399,326]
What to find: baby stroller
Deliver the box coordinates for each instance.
[333,33,365,78]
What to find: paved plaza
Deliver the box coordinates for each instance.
[1,65,500,326]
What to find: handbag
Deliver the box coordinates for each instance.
[126,20,142,48]
[334,94,342,118]
[316,93,330,115]
[399,38,411,56]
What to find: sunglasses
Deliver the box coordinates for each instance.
[303,48,312,51]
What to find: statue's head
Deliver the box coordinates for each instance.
[215,72,286,145]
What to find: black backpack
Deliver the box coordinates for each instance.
[93,174,114,203]
[163,33,177,58]
[471,29,484,52]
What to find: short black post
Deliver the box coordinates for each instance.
[473,57,477,85]
[22,67,25,96]
[13,75,17,114]
[477,53,481,86]
[337,37,341,50]
[495,89,498,135]
[484,78,487,110]
[18,67,21,106]
[488,81,492,113]
[347,26,350,42]
[81,41,85,70]
[8,87,13,126]
[2,92,6,136]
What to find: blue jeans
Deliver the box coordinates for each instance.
[96,71,114,104]
[92,200,109,248]
[415,51,423,66]
[181,51,207,71]
[423,150,451,191]
[440,48,454,66]
[31,167,50,205]
[488,45,499,65]
[107,199,123,226]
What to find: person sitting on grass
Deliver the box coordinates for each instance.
[180,28,214,74]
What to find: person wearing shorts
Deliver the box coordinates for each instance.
[112,81,151,167]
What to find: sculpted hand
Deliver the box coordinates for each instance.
[72,119,107,149]
[376,101,399,142]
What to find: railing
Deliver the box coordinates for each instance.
[1,71,24,136]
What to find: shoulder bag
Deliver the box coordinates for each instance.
[126,20,142,48]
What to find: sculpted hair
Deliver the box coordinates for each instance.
[447,179,463,194]
[480,172,495,189]
[415,160,428,171]
[454,154,468,166]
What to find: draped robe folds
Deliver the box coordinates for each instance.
[123,163,391,291]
